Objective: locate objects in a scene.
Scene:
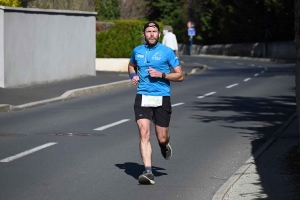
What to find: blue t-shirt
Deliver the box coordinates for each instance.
[130,43,180,96]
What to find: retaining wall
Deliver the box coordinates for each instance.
[178,41,295,60]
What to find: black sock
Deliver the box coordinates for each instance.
[159,143,167,148]
[145,166,152,173]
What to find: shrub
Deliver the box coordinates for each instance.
[96,20,163,58]
[0,0,21,7]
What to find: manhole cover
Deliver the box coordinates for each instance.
[0,133,13,137]
[52,133,92,136]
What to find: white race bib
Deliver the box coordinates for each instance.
[141,95,163,107]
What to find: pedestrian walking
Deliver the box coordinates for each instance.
[162,27,178,55]
[128,21,184,185]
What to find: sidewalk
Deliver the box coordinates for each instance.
[0,65,206,113]
[213,113,300,200]
[0,71,131,112]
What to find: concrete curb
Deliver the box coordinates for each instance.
[186,65,208,75]
[7,80,132,112]
[0,104,10,113]
[212,112,297,200]
[0,67,208,113]
[187,54,294,63]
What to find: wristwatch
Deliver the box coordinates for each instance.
[162,73,166,79]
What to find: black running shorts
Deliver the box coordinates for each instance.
[134,94,172,127]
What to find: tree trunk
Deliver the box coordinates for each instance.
[295,0,300,151]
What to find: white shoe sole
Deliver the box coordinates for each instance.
[138,175,155,185]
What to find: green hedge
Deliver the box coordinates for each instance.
[96,20,163,58]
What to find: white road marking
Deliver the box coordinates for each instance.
[244,78,251,82]
[258,66,262,68]
[0,142,57,163]
[205,92,216,96]
[172,103,184,107]
[94,119,130,131]
[237,63,244,65]
[261,71,265,73]
[250,64,255,66]
[254,73,259,77]
[226,84,239,88]
[198,92,216,98]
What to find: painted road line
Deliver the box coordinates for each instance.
[205,92,216,96]
[0,142,57,163]
[198,92,216,98]
[250,64,255,66]
[244,78,251,82]
[172,103,185,107]
[261,71,265,73]
[254,73,259,77]
[226,84,239,89]
[94,119,130,131]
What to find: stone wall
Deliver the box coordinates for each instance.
[178,41,295,60]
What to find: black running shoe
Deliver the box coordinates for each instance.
[160,143,172,160]
[138,171,155,185]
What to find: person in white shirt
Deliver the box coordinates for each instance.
[162,28,178,55]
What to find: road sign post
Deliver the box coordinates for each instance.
[188,28,196,55]
[187,21,196,55]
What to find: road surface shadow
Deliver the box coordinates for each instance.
[115,162,168,180]
[190,91,298,198]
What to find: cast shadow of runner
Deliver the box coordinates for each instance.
[115,162,168,180]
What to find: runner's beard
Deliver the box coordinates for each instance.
[145,37,159,47]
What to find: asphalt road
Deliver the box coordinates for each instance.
[0,56,295,200]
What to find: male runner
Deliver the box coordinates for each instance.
[128,21,184,185]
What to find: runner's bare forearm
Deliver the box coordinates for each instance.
[128,62,137,75]
[164,72,183,82]
[164,65,184,82]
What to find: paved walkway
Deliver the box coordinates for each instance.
[213,114,300,200]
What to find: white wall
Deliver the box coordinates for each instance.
[96,58,129,72]
[0,6,97,88]
[0,9,4,87]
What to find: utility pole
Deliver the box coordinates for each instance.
[295,0,300,151]
[264,9,269,58]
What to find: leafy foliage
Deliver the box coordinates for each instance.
[27,0,294,46]
[144,0,185,44]
[143,0,294,45]
[0,0,21,7]
[96,20,163,58]
[190,0,294,44]
[28,0,94,11]
[95,0,120,20]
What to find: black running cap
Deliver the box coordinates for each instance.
[143,22,160,32]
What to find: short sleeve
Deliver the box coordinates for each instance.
[130,49,137,65]
[167,50,180,68]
